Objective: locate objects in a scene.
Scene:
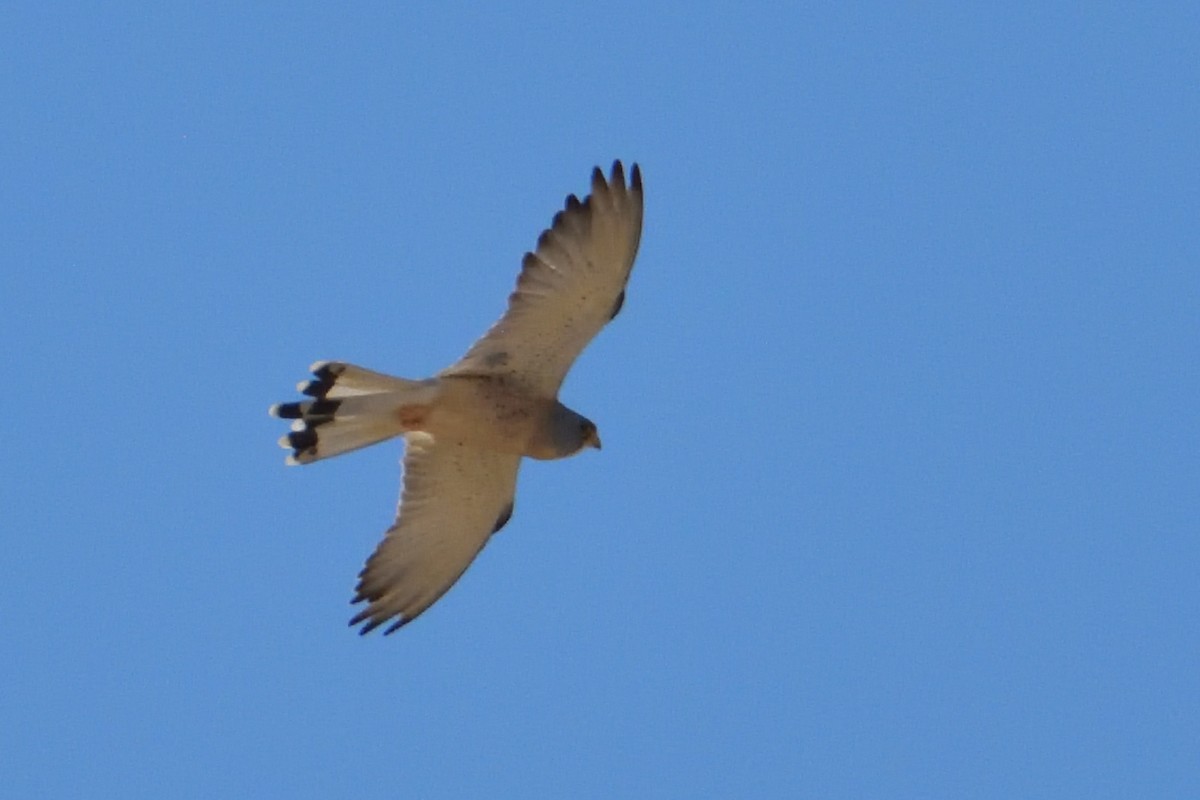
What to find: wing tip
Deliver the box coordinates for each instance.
[348,605,413,636]
[598,159,642,196]
[610,159,626,187]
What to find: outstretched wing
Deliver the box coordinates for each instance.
[443,161,644,395]
[350,434,521,634]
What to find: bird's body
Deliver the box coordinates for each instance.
[271,161,643,634]
[415,376,590,460]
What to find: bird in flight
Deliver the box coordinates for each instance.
[270,161,644,634]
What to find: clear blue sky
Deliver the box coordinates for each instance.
[3,4,1197,798]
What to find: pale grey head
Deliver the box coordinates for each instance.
[543,403,602,459]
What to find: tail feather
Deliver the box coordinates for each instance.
[271,362,437,465]
[276,415,404,465]
[299,361,424,399]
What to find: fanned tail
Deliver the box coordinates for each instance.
[270,361,437,465]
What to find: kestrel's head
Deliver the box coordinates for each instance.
[548,405,602,458]
[579,418,603,451]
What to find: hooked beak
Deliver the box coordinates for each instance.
[586,429,603,450]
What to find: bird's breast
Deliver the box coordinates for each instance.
[425,376,552,456]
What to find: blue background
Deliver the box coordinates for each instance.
[3,4,1197,797]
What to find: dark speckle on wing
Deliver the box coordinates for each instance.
[484,351,509,368]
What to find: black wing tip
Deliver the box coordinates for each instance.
[383,618,410,635]
[565,161,640,213]
[596,160,641,193]
[349,579,414,635]
[610,160,626,186]
[348,606,381,634]
[348,607,412,636]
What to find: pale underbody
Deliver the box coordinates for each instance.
[399,375,576,460]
